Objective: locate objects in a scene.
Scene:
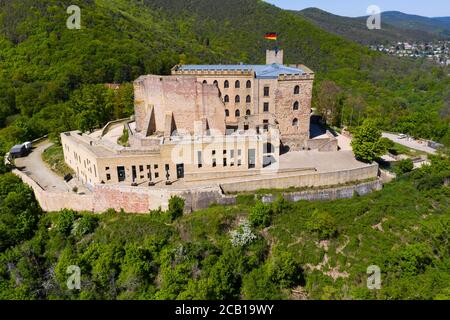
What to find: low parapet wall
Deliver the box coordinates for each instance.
[12,169,94,212]
[220,164,379,193]
[12,162,380,214]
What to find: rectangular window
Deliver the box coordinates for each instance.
[140,175,144,179]
[139,165,144,172]
[223,158,227,167]
[132,166,137,182]
[230,150,235,158]
[264,87,269,97]
[105,167,110,171]
[223,150,227,155]
[248,149,256,169]
[212,150,216,155]
[238,149,242,156]
[197,151,202,168]
[238,160,242,167]
[263,102,269,112]
[212,159,217,167]
[107,174,111,181]
[155,172,159,178]
[154,164,158,169]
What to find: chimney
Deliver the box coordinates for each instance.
[266,49,283,65]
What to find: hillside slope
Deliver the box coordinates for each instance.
[378,11,450,39]
[296,8,439,45]
[0,0,448,151]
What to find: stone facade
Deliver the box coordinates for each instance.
[171,49,315,150]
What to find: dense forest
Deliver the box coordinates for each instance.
[0,155,448,300]
[0,0,449,156]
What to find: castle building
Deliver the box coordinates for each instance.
[61,50,335,188]
[171,49,315,150]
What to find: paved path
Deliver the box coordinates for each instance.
[382,133,437,155]
[15,141,70,192]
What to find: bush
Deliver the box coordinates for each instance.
[229,219,256,247]
[271,195,290,215]
[306,210,337,239]
[249,201,273,227]
[71,214,99,237]
[395,159,414,175]
[168,196,185,221]
[56,209,78,236]
[267,249,302,288]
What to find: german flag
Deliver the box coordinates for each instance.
[265,32,278,40]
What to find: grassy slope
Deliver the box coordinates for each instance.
[0,159,449,300]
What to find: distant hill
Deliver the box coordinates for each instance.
[296,8,449,45]
[377,11,450,39]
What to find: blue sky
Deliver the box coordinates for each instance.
[264,0,450,17]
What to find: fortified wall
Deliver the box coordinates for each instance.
[12,163,380,214]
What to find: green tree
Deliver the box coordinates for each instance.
[351,120,390,162]
[395,159,414,175]
[56,209,78,236]
[249,201,273,227]
[306,209,337,240]
[168,196,185,221]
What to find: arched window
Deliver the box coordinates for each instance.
[224,80,229,88]
[293,101,299,110]
[294,85,300,94]
[235,95,240,103]
[246,95,251,103]
[246,80,252,88]
[202,80,207,84]
[225,109,230,117]
[235,80,240,88]
[246,109,251,116]
[235,109,240,117]
[293,118,299,126]
[224,95,229,103]
[213,80,218,86]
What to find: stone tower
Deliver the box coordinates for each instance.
[266,49,284,65]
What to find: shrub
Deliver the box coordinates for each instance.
[395,159,414,175]
[271,195,290,215]
[306,209,337,239]
[71,214,99,237]
[249,201,273,227]
[168,196,185,221]
[267,248,302,288]
[56,209,78,236]
[229,219,256,247]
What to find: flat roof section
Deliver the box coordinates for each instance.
[175,64,307,79]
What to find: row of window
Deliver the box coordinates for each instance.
[225,101,300,118]
[224,95,251,103]
[197,149,243,168]
[225,109,252,117]
[202,80,301,96]
[204,80,252,89]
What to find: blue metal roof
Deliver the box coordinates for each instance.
[177,63,305,79]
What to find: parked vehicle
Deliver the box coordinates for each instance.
[9,144,29,158]
[23,141,32,151]
[398,134,407,139]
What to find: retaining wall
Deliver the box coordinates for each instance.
[12,164,381,214]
